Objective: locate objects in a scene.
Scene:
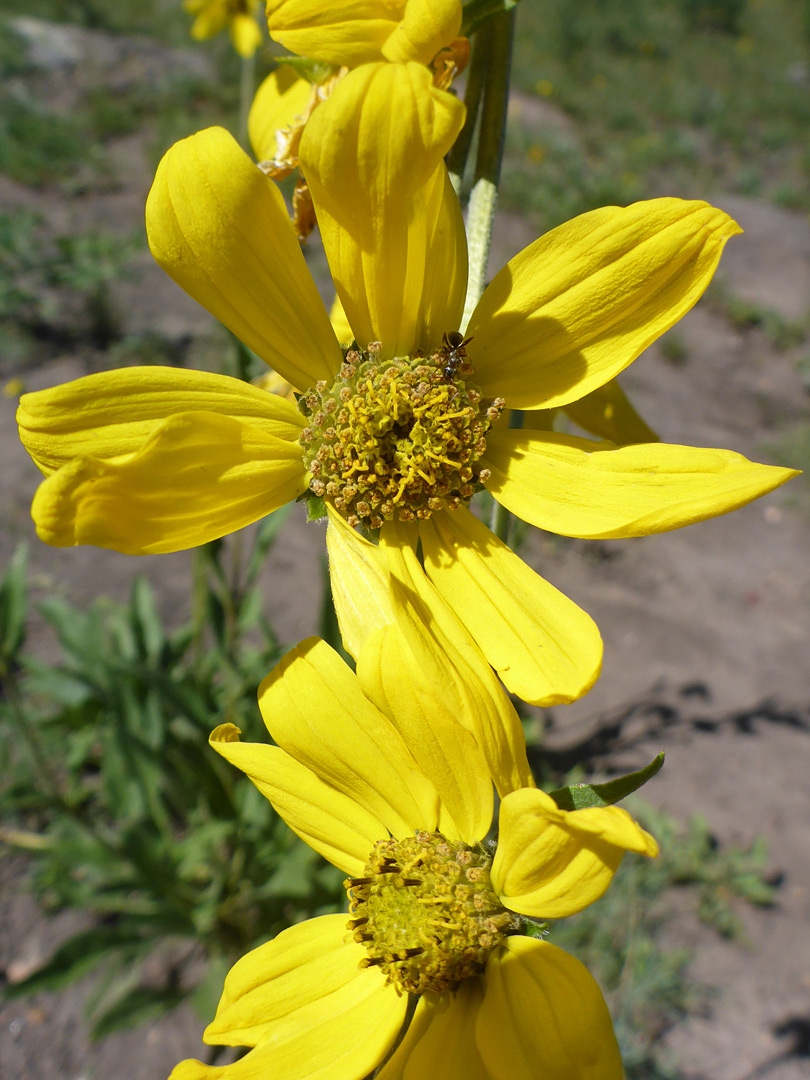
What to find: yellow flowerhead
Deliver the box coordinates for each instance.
[168,629,657,1080]
[184,0,263,57]
[16,63,796,707]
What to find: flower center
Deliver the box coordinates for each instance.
[298,340,505,530]
[345,831,520,996]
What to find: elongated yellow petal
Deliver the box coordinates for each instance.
[172,935,403,1078]
[378,980,488,1080]
[326,505,396,658]
[266,0,401,64]
[230,11,262,56]
[382,0,462,64]
[257,638,440,840]
[483,429,799,539]
[419,508,603,706]
[210,725,383,874]
[17,366,303,477]
[30,412,306,554]
[491,787,657,919]
[476,938,624,1080]
[300,62,466,357]
[378,520,535,797]
[468,199,741,409]
[205,916,367,1044]
[562,377,658,445]
[146,126,342,390]
[249,66,312,162]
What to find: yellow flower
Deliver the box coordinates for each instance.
[16,63,797,706]
[184,0,263,58]
[168,629,658,1080]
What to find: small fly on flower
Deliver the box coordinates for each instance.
[439,330,473,381]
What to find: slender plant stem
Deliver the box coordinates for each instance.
[447,29,490,193]
[238,50,256,148]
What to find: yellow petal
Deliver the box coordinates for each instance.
[329,292,355,345]
[267,0,398,64]
[257,638,440,840]
[172,929,404,1079]
[476,938,624,1080]
[210,724,384,875]
[419,508,603,706]
[300,62,466,357]
[230,12,262,56]
[468,198,741,409]
[356,622,493,845]
[483,429,799,539]
[562,377,658,445]
[378,519,535,797]
[249,67,312,162]
[491,787,657,919]
[146,126,342,391]
[382,0,462,64]
[325,505,396,659]
[378,980,488,1080]
[205,915,367,1044]
[30,412,306,554]
[17,366,303,477]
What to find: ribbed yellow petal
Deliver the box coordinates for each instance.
[468,199,741,410]
[329,293,355,346]
[17,366,303,477]
[146,126,342,390]
[476,938,624,1080]
[266,0,400,65]
[483,429,799,539]
[230,12,262,56]
[172,932,403,1078]
[325,505,396,659]
[356,622,493,845]
[300,62,465,357]
[378,519,535,797]
[30,412,306,554]
[382,0,462,64]
[562,377,658,445]
[257,638,440,840]
[419,508,603,706]
[378,980,488,1080]
[491,787,657,920]
[205,916,367,1044]
[210,724,383,874]
[249,67,312,161]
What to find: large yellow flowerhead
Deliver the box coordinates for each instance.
[16,63,796,707]
[184,0,263,57]
[168,625,657,1080]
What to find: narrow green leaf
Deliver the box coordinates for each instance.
[549,752,665,811]
[462,0,519,37]
[278,57,333,85]
[91,985,189,1040]
[0,543,28,663]
[4,927,144,997]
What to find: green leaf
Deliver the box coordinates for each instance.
[4,926,145,997]
[90,984,189,1040]
[0,543,28,664]
[278,57,334,85]
[462,0,519,37]
[129,576,164,660]
[549,753,665,811]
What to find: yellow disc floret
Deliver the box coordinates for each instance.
[298,341,504,529]
[345,831,520,997]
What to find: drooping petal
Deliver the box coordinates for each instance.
[171,923,404,1079]
[378,981,488,1080]
[257,638,440,840]
[300,62,466,357]
[562,377,658,445]
[468,199,741,410]
[476,938,624,1080]
[266,0,460,67]
[204,915,369,1044]
[210,725,384,875]
[249,66,312,162]
[382,0,463,64]
[483,429,799,539]
[17,366,303,476]
[418,508,603,706]
[29,412,307,554]
[491,787,657,920]
[146,126,342,390]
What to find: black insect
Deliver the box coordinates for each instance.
[440,331,473,381]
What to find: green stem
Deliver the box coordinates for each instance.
[238,50,256,148]
[489,410,523,544]
[462,7,516,329]
[446,30,490,193]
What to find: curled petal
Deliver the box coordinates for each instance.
[483,429,799,539]
[249,66,312,163]
[492,787,658,919]
[562,378,658,445]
